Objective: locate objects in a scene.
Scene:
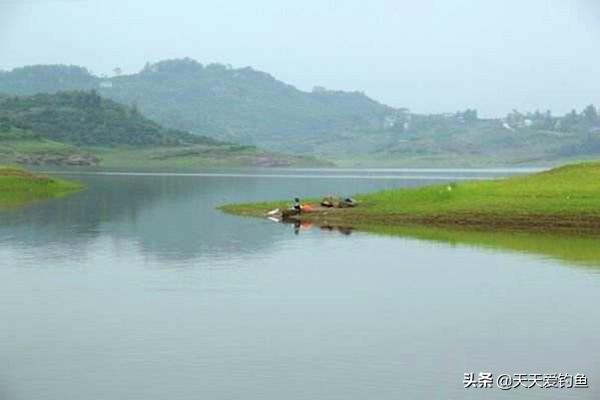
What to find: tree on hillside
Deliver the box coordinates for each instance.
[463,109,478,122]
[564,109,579,124]
[130,101,140,116]
[583,104,598,123]
[506,109,524,126]
[0,116,10,132]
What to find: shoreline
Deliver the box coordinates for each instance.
[220,162,600,235]
[0,167,83,209]
[222,205,600,235]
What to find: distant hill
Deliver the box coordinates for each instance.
[321,109,600,167]
[2,60,600,167]
[0,65,98,95]
[0,91,328,168]
[0,90,219,147]
[0,59,397,150]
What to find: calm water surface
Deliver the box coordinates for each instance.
[1,168,599,400]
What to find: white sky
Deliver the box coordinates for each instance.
[1,0,600,116]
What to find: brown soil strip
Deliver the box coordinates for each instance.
[280,208,600,235]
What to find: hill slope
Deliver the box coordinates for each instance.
[3,60,600,166]
[0,59,396,150]
[0,91,328,168]
[327,113,600,167]
[0,65,98,95]
[0,91,220,147]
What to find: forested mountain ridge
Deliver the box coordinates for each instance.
[0,65,98,94]
[2,60,600,166]
[0,91,220,147]
[0,59,397,148]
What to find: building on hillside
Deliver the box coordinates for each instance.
[383,115,398,129]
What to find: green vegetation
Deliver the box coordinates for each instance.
[221,162,600,233]
[2,60,600,166]
[0,65,97,94]
[0,91,330,168]
[318,107,600,167]
[0,60,394,149]
[0,91,219,147]
[0,166,82,209]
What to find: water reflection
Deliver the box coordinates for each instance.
[355,224,600,269]
[1,174,283,262]
[2,169,518,264]
[269,215,600,268]
[287,221,355,236]
[3,168,600,268]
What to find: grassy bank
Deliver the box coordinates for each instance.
[0,166,83,209]
[221,162,600,233]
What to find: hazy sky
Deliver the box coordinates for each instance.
[1,0,599,116]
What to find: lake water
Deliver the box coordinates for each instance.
[1,168,599,400]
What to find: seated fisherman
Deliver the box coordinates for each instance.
[292,197,301,211]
